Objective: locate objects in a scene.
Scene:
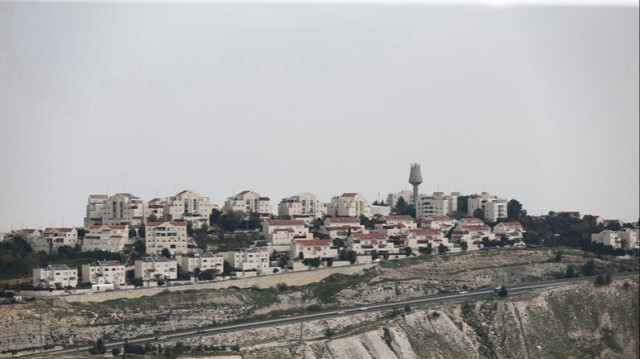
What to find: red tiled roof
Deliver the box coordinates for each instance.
[108,225,128,230]
[295,239,332,246]
[267,219,305,226]
[382,215,414,222]
[88,225,102,230]
[353,233,388,240]
[341,193,359,197]
[22,229,39,233]
[237,190,251,195]
[90,195,108,199]
[409,228,442,235]
[326,217,359,223]
[274,228,294,233]
[146,221,186,227]
[176,190,189,196]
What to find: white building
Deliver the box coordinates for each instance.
[145,221,188,255]
[164,190,218,227]
[82,225,129,252]
[370,205,392,217]
[33,264,78,289]
[223,248,270,271]
[467,193,508,222]
[262,219,313,247]
[291,239,337,259]
[617,228,639,249]
[81,260,126,289]
[278,192,327,221]
[135,256,177,282]
[178,251,224,274]
[15,229,42,244]
[84,194,108,227]
[33,228,79,254]
[320,217,367,239]
[403,228,449,252]
[591,230,622,248]
[372,215,417,236]
[452,219,494,247]
[223,190,272,217]
[387,190,413,207]
[147,198,166,221]
[101,193,147,226]
[416,192,460,219]
[327,193,371,218]
[493,222,525,241]
[347,233,400,255]
[419,215,457,231]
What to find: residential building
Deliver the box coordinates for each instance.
[591,230,622,248]
[134,257,177,282]
[320,217,367,239]
[493,222,525,241]
[147,198,166,221]
[223,190,272,217]
[416,192,460,219]
[262,219,312,247]
[33,228,79,254]
[467,193,508,222]
[278,192,327,221]
[370,205,391,217]
[84,194,108,227]
[223,248,269,271]
[14,229,42,246]
[164,190,218,227]
[403,228,448,252]
[178,251,224,274]
[617,228,639,249]
[327,193,371,218]
[32,264,78,289]
[145,221,188,255]
[452,219,494,246]
[347,233,399,255]
[387,190,413,207]
[99,193,147,226]
[291,239,337,259]
[419,215,457,231]
[81,260,126,289]
[82,225,129,252]
[373,215,417,236]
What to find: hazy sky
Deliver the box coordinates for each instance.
[0,2,638,230]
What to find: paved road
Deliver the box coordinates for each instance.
[23,272,639,357]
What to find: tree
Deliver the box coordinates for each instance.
[138,226,146,238]
[147,214,159,222]
[161,248,171,258]
[92,338,106,355]
[209,208,222,226]
[457,196,469,214]
[133,239,146,258]
[405,247,413,257]
[460,241,468,251]
[310,257,321,268]
[419,243,433,255]
[507,199,524,221]
[333,238,345,248]
[554,250,563,262]
[371,250,379,261]
[582,260,596,276]
[198,269,215,281]
[278,253,290,269]
[223,261,235,276]
[594,271,612,286]
[565,265,578,278]
[472,208,485,222]
[129,228,138,238]
[298,251,304,260]
[393,197,416,217]
[437,243,449,255]
[347,250,358,264]
[111,348,120,356]
[498,286,508,297]
[326,258,334,267]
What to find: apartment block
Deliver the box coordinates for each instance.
[387,190,413,207]
[134,256,177,282]
[278,192,327,221]
[223,248,269,271]
[84,194,108,227]
[81,260,126,288]
[177,251,224,273]
[327,193,371,218]
[419,215,457,231]
[82,225,129,252]
[617,228,639,249]
[291,239,337,259]
[416,192,459,219]
[467,192,508,222]
[32,264,78,289]
[164,190,218,227]
[223,190,272,217]
[493,222,525,241]
[346,233,399,255]
[262,219,313,247]
[320,217,367,239]
[33,228,79,254]
[372,215,417,236]
[145,221,188,255]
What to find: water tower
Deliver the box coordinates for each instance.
[409,163,423,206]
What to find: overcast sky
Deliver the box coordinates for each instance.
[0,1,638,230]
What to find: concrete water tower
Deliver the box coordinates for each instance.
[409,163,423,206]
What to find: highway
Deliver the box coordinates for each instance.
[24,272,638,357]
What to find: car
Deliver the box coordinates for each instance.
[85,291,94,295]
[12,352,22,357]
[359,307,368,311]
[337,311,346,314]
[459,291,468,294]
[155,336,167,340]
[392,299,400,303]
[60,292,70,296]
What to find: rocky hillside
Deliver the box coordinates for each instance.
[172,278,640,359]
[0,248,636,355]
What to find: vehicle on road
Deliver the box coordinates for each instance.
[155,336,167,340]
[12,352,22,357]
[392,299,400,302]
[359,307,368,311]
[459,291,468,294]
[60,292,71,296]
[337,311,346,314]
